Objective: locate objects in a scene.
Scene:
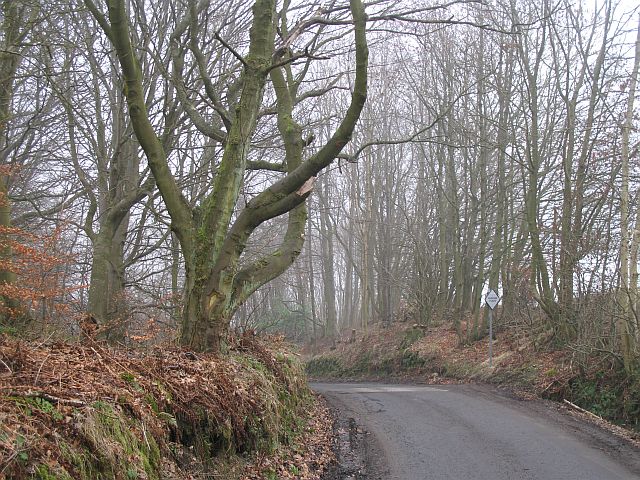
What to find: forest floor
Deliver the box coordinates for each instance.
[305,320,640,443]
[0,333,334,479]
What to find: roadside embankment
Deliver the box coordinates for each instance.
[306,322,640,437]
[0,333,333,479]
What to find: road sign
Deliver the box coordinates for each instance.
[485,289,499,368]
[485,289,499,310]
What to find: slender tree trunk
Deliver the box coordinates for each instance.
[619,16,640,373]
[486,40,512,332]
[0,0,26,320]
[307,217,318,344]
[472,21,489,337]
[437,143,449,308]
[319,178,337,338]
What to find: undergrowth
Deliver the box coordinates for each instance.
[306,326,429,378]
[0,333,312,479]
[562,370,640,431]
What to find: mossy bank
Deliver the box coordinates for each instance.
[306,326,428,379]
[0,333,320,479]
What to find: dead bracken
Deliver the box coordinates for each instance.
[0,333,333,479]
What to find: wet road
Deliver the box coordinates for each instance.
[312,382,640,480]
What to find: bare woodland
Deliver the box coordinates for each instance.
[1,0,640,373]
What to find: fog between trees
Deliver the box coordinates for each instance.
[1,0,639,369]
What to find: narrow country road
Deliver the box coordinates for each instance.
[311,382,640,480]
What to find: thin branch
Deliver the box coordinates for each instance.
[214,30,248,67]
[82,0,114,41]
[268,47,330,72]
[246,160,286,172]
[342,91,461,162]
[4,390,87,407]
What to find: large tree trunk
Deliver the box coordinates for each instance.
[180,273,225,352]
[92,0,368,352]
[87,213,129,338]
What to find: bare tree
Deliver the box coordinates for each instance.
[83,0,369,352]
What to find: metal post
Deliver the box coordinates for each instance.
[485,289,499,369]
[489,308,493,368]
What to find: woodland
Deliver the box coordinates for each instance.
[1,0,640,373]
[2,0,640,477]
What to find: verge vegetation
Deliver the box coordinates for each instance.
[306,316,640,435]
[0,333,332,479]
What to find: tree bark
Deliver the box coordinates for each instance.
[89,0,369,352]
[619,16,640,373]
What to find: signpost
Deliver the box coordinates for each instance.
[485,289,499,367]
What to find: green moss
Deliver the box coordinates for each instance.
[32,464,73,480]
[227,352,312,455]
[237,353,269,374]
[120,372,136,383]
[265,469,278,480]
[119,373,144,394]
[0,324,18,336]
[10,396,63,421]
[60,442,101,480]
[399,327,425,350]
[4,340,316,479]
[176,406,235,464]
[69,401,161,480]
[74,350,309,476]
[305,356,343,377]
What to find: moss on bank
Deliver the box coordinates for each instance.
[0,334,314,479]
[306,326,429,378]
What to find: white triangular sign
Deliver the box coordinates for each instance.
[485,289,499,310]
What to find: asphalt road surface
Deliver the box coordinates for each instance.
[312,382,640,480]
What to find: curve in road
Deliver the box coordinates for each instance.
[312,382,640,480]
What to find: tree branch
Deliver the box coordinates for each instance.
[214,30,249,67]
[246,160,285,172]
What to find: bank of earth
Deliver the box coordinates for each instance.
[0,333,333,479]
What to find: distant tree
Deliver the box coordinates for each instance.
[0,0,40,323]
[619,16,640,373]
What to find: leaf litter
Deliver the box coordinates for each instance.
[0,333,334,479]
